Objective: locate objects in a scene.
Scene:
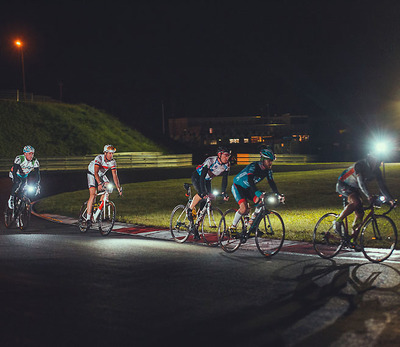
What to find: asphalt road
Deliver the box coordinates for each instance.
[1,171,400,346]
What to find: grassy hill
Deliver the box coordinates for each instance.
[0,100,164,157]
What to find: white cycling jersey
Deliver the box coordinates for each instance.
[9,155,40,179]
[88,154,117,177]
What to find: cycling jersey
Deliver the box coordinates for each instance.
[232,161,278,202]
[337,159,392,200]
[193,156,230,196]
[9,155,40,179]
[88,154,117,177]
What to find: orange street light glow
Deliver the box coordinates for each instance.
[15,40,22,47]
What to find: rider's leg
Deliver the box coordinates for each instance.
[86,187,97,223]
[232,200,249,227]
[9,176,23,209]
[350,199,364,241]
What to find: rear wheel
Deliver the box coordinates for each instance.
[170,205,190,243]
[98,201,116,236]
[255,210,285,257]
[78,201,89,233]
[200,207,224,246]
[313,213,343,258]
[218,209,243,253]
[361,215,398,263]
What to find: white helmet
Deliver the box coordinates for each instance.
[103,144,116,153]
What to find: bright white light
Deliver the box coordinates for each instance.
[375,141,389,154]
[26,185,35,194]
[212,190,219,196]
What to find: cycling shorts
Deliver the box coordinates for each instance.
[191,171,211,197]
[336,180,359,198]
[87,172,109,189]
[231,183,256,205]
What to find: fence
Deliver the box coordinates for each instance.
[0,152,193,172]
[237,153,316,165]
[0,90,59,103]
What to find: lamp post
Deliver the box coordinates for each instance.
[15,40,26,101]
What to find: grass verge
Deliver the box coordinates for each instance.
[34,163,400,242]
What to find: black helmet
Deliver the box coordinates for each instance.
[217,146,231,155]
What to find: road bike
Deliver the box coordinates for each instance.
[218,193,285,257]
[77,183,116,236]
[4,184,38,231]
[170,183,224,246]
[313,196,397,263]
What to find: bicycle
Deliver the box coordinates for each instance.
[313,196,398,263]
[170,183,224,246]
[4,184,38,231]
[218,192,286,258]
[77,183,116,236]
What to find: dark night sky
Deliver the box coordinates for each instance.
[2,0,400,135]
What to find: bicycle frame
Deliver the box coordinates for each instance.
[92,190,110,222]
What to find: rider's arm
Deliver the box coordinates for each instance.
[111,169,122,194]
[30,167,40,184]
[266,170,279,195]
[94,165,102,186]
[220,171,228,197]
[375,168,394,202]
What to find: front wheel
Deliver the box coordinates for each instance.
[170,205,190,243]
[313,213,343,259]
[200,206,224,246]
[4,205,15,229]
[98,201,116,236]
[18,199,31,230]
[255,210,285,257]
[218,209,243,253]
[360,215,398,263]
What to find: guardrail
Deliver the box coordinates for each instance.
[0,152,193,172]
[0,152,316,172]
[237,153,316,165]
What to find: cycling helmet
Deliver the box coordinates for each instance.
[217,146,231,155]
[23,145,35,153]
[103,144,116,153]
[260,148,275,161]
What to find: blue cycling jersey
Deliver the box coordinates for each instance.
[233,161,278,195]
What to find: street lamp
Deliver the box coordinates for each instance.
[15,40,26,101]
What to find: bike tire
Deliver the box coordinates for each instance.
[313,213,343,259]
[78,201,89,233]
[170,204,190,243]
[19,199,31,230]
[200,206,224,246]
[360,215,398,263]
[98,201,116,236]
[255,210,285,257]
[218,209,243,253]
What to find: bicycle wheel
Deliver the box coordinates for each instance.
[218,209,243,253]
[98,201,116,236]
[18,199,31,230]
[170,204,190,243]
[255,210,285,257]
[313,213,343,258]
[200,206,224,246]
[77,201,89,233]
[360,215,398,263]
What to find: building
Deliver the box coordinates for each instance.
[168,113,310,154]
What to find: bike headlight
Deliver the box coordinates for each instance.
[212,190,219,196]
[265,193,279,207]
[106,183,114,193]
[26,185,36,194]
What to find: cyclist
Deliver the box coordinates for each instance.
[187,146,231,240]
[230,147,284,239]
[8,145,40,210]
[334,153,395,250]
[84,144,123,228]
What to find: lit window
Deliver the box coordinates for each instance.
[210,140,217,145]
[209,128,213,134]
[243,138,249,143]
[229,138,240,144]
